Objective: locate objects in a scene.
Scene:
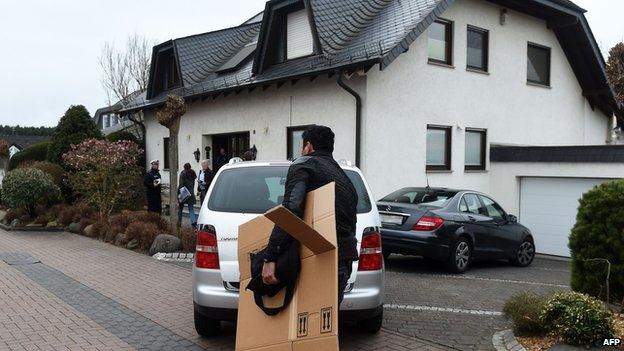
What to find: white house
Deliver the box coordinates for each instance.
[122,0,624,257]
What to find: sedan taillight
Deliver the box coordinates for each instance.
[196,227,220,269]
[413,216,444,231]
[358,229,383,271]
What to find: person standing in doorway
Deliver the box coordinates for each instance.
[144,160,162,214]
[178,163,198,228]
[214,147,229,172]
[261,125,358,305]
[197,160,214,205]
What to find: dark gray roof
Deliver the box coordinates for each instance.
[490,145,624,163]
[124,0,619,124]
[0,135,50,150]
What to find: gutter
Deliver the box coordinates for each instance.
[337,73,362,167]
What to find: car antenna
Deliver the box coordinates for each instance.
[425,174,431,192]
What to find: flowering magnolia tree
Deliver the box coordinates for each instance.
[63,138,143,217]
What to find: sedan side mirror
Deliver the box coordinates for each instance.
[507,214,518,224]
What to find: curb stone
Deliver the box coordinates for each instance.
[0,222,65,232]
[493,330,526,351]
[152,252,194,262]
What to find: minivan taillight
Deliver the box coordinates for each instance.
[358,229,383,271]
[196,227,220,269]
[413,216,444,231]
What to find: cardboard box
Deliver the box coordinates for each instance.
[236,183,338,351]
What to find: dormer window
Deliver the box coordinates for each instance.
[164,53,180,89]
[286,9,314,60]
[147,44,181,99]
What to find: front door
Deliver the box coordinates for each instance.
[212,132,250,169]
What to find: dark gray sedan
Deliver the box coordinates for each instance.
[377,187,535,273]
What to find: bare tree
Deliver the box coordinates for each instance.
[99,33,154,140]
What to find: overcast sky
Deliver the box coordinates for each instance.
[0,0,622,127]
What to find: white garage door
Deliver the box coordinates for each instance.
[520,177,609,257]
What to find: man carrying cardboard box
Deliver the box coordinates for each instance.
[261,125,358,304]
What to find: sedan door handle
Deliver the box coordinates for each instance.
[467,216,476,222]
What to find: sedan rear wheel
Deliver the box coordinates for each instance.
[447,238,471,273]
[511,239,535,267]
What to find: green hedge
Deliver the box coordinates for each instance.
[569,179,624,302]
[8,142,50,170]
[107,130,139,143]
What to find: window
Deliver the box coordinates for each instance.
[166,53,180,89]
[428,20,453,65]
[286,9,314,60]
[103,115,109,129]
[460,194,485,215]
[287,125,311,160]
[467,26,488,72]
[527,43,551,86]
[381,188,458,208]
[479,196,506,220]
[426,125,452,171]
[465,129,486,171]
[208,166,372,214]
[163,137,170,170]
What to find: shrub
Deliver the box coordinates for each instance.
[47,105,102,164]
[3,208,25,224]
[1,168,60,216]
[63,139,143,217]
[34,215,48,225]
[125,221,160,250]
[109,210,137,229]
[107,130,139,144]
[26,161,66,189]
[57,203,96,226]
[58,205,79,226]
[17,215,30,226]
[569,179,624,302]
[8,142,51,170]
[178,228,197,252]
[541,292,614,345]
[502,292,549,336]
[134,211,169,232]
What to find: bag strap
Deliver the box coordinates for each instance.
[252,284,296,316]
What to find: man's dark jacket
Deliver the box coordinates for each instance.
[144,169,162,213]
[264,150,358,263]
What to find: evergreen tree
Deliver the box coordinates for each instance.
[47,105,102,164]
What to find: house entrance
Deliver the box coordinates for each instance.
[212,132,250,169]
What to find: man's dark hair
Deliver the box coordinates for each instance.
[302,125,334,152]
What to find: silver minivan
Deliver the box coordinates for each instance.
[192,159,384,336]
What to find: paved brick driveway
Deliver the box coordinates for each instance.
[0,229,447,351]
[382,254,570,350]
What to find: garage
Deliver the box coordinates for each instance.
[519,177,609,257]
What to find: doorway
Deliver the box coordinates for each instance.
[212,132,250,170]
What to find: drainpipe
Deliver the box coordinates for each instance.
[337,73,362,167]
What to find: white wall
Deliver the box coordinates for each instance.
[362,0,609,199]
[144,76,357,184]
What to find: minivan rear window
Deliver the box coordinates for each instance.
[381,188,457,207]
[208,166,372,214]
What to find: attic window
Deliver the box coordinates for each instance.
[165,53,180,89]
[286,9,314,60]
[217,42,258,73]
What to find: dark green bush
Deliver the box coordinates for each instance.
[541,292,614,345]
[502,291,549,335]
[1,168,61,216]
[47,105,102,164]
[106,130,139,143]
[569,179,624,302]
[8,142,50,170]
